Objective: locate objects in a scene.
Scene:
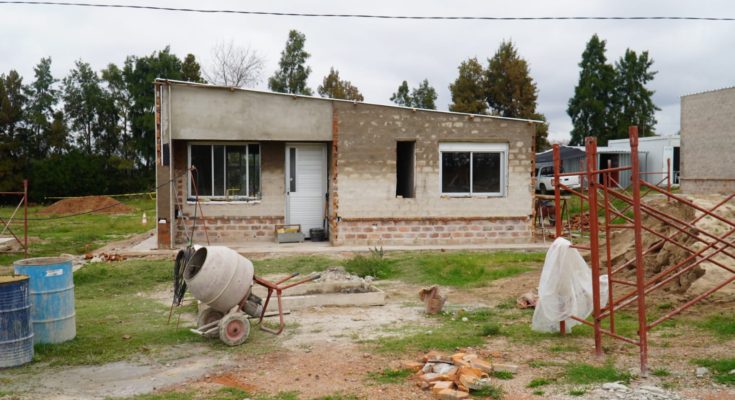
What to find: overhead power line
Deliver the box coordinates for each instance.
[0,1,734,21]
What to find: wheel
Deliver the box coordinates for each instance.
[539,184,548,195]
[218,313,250,346]
[197,307,224,328]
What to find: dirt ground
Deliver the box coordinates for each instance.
[2,265,734,400]
[38,195,133,215]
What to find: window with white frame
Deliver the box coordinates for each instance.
[439,143,508,196]
[188,143,261,200]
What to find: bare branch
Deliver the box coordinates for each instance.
[203,40,264,88]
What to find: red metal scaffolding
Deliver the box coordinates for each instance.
[0,179,29,257]
[552,127,735,375]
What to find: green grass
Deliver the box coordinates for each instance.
[253,250,544,288]
[651,368,671,377]
[344,251,393,279]
[388,251,543,287]
[370,308,496,354]
[367,368,413,384]
[18,260,276,367]
[527,378,552,388]
[699,314,735,338]
[471,383,504,399]
[694,358,735,385]
[491,371,514,380]
[252,255,341,275]
[0,196,155,266]
[568,388,586,396]
[531,390,545,396]
[565,361,632,385]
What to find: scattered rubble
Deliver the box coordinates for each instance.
[84,252,127,262]
[419,285,447,314]
[515,289,538,309]
[311,266,374,293]
[590,382,686,400]
[696,367,709,378]
[403,351,517,398]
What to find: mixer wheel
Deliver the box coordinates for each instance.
[197,308,224,328]
[219,313,250,346]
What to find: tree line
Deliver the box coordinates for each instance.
[0,30,658,200]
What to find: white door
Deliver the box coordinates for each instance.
[663,145,674,184]
[285,144,327,238]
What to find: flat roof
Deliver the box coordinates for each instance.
[155,79,544,124]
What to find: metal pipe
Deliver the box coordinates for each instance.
[629,126,648,376]
[603,163,615,333]
[586,137,603,358]
[23,179,28,257]
[647,273,735,330]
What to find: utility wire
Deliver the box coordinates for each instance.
[0,1,734,21]
[10,169,188,221]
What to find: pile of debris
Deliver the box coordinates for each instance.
[313,267,374,293]
[84,252,127,262]
[402,351,518,399]
[39,195,133,215]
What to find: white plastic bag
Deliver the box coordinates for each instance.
[532,237,609,333]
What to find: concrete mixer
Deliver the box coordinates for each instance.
[179,246,318,346]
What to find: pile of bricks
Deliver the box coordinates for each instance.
[402,351,518,399]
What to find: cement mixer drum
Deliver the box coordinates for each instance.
[183,246,254,313]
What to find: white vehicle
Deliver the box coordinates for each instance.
[535,165,581,194]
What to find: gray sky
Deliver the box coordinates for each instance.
[2,0,734,142]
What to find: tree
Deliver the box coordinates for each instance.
[411,79,437,110]
[390,81,411,107]
[567,34,618,146]
[62,60,104,154]
[613,49,659,138]
[47,111,68,155]
[485,41,549,150]
[449,58,488,114]
[317,68,364,101]
[0,70,27,191]
[389,79,437,109]
[24,57,57,159]
[101,63,133,159]
[123,47,183,168]
[268,30,312,95]
[181,53,205,83]
[485,41,537,118]
[203,41,264,87]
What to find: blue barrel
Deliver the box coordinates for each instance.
[0,275,34,368]
[13,257,76,344]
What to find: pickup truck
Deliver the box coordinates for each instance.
[535,165,581,194]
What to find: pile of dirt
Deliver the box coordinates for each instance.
[39,195,133,215]
[604,199,704,294]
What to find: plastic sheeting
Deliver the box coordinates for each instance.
[532,237,609,333]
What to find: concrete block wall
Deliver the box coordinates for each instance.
[337,217,531,246]
[331,102,536,245]
[170,140,287,245]
[680,87,735,194]
[174,216,284,244]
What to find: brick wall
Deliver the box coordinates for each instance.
[335,217,531,246]
[175,215,284,244]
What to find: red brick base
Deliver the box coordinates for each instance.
[334,217,531,246]
[174,215,284,244]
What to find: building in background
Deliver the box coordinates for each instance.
[680,87,735,194]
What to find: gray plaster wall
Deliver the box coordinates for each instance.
[333,102,535,219]
[163,84,332,142]
[680,88,735,193]
[172,140,286,218]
